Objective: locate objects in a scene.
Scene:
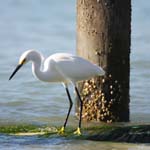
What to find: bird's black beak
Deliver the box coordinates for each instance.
[9,64,23,80]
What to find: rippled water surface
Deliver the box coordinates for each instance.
[0,134,150,150]
[0,0,150,149]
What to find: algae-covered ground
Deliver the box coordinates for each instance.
[0,124,150,143]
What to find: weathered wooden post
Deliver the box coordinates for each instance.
[76,0,131,122]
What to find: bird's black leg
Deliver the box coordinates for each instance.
[64,87,73,128]
[74,86,83,135]
[58,86,73,134]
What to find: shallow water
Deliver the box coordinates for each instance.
[0,134,149,150]
[0,0,150,149]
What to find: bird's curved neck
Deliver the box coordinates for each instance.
[31,53,46,81]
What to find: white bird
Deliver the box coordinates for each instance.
[9,50,105,135]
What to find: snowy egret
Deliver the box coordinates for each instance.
[9,50,105,135]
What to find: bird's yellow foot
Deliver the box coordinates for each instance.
[74,127,81,135]
[58,126,65,135]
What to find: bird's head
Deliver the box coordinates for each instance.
[9,50,36,80]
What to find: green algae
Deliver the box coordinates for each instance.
[0,124,149,143]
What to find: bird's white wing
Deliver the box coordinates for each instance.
[51,53,104,83]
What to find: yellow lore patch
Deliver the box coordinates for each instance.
[19,58,26,65]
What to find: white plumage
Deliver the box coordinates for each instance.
[9,49,105,135]
[42,52,104,83]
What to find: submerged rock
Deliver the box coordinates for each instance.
[0,124,150,143]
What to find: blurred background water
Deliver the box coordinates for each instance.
[0,0,150,149]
